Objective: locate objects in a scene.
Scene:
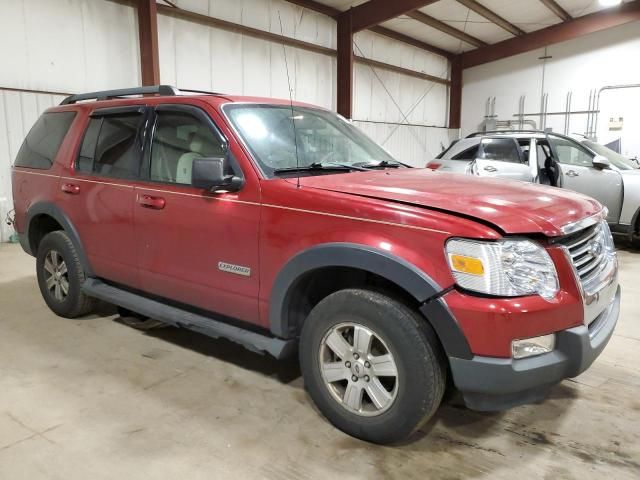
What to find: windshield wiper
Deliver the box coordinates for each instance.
[273,162,367,175]
[353,160,408,169]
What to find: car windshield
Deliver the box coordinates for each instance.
[224,104,399,176]
[581,140,638,170]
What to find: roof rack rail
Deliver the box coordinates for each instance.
[465,129,544,138]
[60,85,181,105]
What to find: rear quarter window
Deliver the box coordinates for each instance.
[14,111,76,169]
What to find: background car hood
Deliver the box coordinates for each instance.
[298,169,602,236]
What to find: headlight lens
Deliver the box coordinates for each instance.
[446,238,559,299]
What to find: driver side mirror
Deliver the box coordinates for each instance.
[592,155,611,170]
[191,156,243,193]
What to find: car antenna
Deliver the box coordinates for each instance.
[277,11,301,189]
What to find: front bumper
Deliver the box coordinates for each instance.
[449,286,620,411]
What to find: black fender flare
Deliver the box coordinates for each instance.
[269,243,472,359]
[628,206,640,243]
[24,202,94,277]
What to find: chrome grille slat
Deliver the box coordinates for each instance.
[558,222,608,287]
[564,226,601,250]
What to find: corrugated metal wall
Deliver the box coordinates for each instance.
[0,89,67,242]
[0,0,455,242]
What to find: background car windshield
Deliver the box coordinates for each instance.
[226,105,397,176]
[582,140,638,170]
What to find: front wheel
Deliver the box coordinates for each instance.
[299,289,446,444]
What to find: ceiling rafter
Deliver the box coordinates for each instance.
[406,9,488,48]
[455,0,525,36]
[346,0,441,32]
[461,0,640,68]
[539,0,572,22]
[281,0,452,58]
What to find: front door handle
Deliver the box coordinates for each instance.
[484,166,498,172]
[61,183,80,195]
[138,194,166,210]
[566,170,579,177]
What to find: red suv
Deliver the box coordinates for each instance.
[11,85,620,444]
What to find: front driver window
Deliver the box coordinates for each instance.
[548,137,593,167]
[150,110,226,185]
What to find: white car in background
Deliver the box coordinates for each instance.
[427,131,640,243]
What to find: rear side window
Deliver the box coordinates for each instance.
[452,146,479,160]
[480,138,522,163]
[14,111,76,169]
[77,113,144,179]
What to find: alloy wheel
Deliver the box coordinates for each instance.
[319,322,399,416]
[43,250,69,302]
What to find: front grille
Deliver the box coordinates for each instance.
[557,222,608,286]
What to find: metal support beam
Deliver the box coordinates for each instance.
[406,10,487,48]
[461,1,640,68]
[455,0,525,36]
[337,11,354,118]
[370,26,453,59]
[539,0,572,22]
[348,0,440,32]
[448,57,462,129]
[279,0,340,17]
[137,0,160,85]
[281,0,451,59]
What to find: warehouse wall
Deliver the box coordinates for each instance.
[0,0,453,242]
[461,22,640,158]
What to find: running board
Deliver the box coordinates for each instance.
[82,278,296,359]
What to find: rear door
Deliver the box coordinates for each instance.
[59,106,148,287]
[547,135,623,222]
[473,137,533,182]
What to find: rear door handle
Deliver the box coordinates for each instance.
[138,194,166,210]
[61,183,80,195]
[566,170,579,177]
[484,166,498,172]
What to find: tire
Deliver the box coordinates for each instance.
[36,230,96,318]
[299,288,446,444]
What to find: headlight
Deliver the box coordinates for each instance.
[446,238,559,300]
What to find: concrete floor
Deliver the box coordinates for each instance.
[0,243,639,480]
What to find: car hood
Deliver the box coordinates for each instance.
[297,169,602,236]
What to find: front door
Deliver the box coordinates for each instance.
[547,135,623,222]
[133,104,261,324]
[59,106,148,287]
[473,137,533,182]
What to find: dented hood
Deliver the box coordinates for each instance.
[298,169,602,236]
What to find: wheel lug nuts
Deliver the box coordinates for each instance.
[345,361,351,368]
[353,353,360,360]
[364,361,371,368]
[364,375,370,382]
[351,375,358,382]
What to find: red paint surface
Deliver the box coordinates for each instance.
[12,94,595,357]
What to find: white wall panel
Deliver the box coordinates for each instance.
[0,0,139,93]
[158,3,337,108]
[461,22,640,158]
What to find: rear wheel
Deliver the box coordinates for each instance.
[299,289,446,444]
[36,231,95,318]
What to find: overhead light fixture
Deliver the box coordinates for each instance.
[599,0,622,7]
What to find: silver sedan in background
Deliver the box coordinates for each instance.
[427,131,640,242]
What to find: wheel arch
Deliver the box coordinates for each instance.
[25,202,94,277]
[269,243,472,359]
